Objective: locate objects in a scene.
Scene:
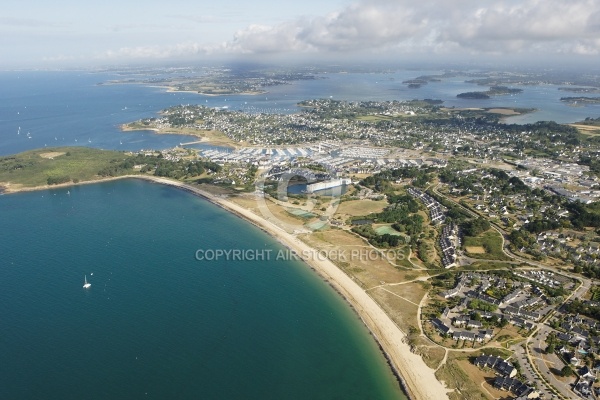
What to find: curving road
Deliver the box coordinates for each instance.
[432,182,593,399]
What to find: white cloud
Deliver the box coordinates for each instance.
[225,23,311,54]
[298,4,426,51]
[220,0,600,57]
[87,0,600,63]
[569,39,600,56]
[585,10,600,33]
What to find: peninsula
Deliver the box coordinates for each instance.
[99,66,319,96]
[121,119,238,148]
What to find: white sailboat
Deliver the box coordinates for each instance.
[83,275,91,289]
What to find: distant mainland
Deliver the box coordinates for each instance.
[99,67,319,97]
[558,87,600,94]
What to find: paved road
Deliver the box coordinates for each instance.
[432,183,594,399]
[530,325,579,399]
[432,183,591,289]
[510,338,566,399]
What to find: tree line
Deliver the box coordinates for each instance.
[98,154,222,179]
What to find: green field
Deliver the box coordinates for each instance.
[337,199,387,217]
[374,224,403,236]
[286,208,316,218]
[305,220,328,231]
[463,229,511,261]
[0,147,131,188]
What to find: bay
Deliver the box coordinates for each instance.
[0,179,406,400]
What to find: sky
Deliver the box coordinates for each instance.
[2,0,600,68]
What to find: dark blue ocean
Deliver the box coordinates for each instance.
[0,71,224,156]
[0,179,406,399]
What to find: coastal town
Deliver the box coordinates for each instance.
[112,95,600,399]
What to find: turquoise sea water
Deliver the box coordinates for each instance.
[0,179,406,400]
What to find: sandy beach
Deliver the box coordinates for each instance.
[1,174,449,399]
[138,176,450,400]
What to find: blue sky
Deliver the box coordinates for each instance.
[2,0,600,68]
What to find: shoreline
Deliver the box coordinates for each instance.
[2,175,450,400]
[0,174,138,194]
[133,176,450,400]
[147,84,268,96]
[101,82,268,96]
[120,123,239,149]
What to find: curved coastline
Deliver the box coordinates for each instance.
[2,174,450,400]
[135,176,450,400]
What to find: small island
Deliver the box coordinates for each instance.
[457,85,523,99]
[402,79,428,88]
[457,91,490,99]
[560,96,600,105]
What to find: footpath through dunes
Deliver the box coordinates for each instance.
[138,175,451,400]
